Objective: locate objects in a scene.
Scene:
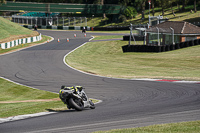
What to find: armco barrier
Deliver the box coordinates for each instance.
[0,34,41,49]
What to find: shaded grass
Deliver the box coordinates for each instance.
[66,40,200,81]
[93,120,200,133]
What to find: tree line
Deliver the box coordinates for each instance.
[1,0,199,19]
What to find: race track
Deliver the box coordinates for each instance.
[0,30,200,133]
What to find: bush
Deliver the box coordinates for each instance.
[118,14,127,23]
[123,6,137,19]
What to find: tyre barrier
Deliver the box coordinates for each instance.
[122,45,163,53]
[122,38,200,53]
[189,40,194,46]
[123,35,144,41]
[175,43,180,49]
[198,39,200,45]
[165,45,170,51]
[180,42,184,48]
[194,39,198,45]
[162,45,166,52]
[184,41,189,47]
[170,44,175,50]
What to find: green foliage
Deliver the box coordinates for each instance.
[123,6,137,19]
[118,14,127,23]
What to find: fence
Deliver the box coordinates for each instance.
[11,16,88,27]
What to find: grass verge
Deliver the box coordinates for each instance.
[93,120,200,133]
[0,77,65,118]
[0,77,98,118]
[0,17,39,43]
[92,35,123,40]
[66,37,200,81]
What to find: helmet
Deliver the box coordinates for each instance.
[61,85,65,89]
[76,86,83,91]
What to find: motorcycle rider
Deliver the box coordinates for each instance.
[60,85,94,108]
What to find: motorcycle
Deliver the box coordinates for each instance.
[59,86,95,111]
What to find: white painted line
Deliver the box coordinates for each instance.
[63,40,200,84]
[26,109,200,133]
[0,112,56,124]
[174,81,200,84]
[133,78,160,81]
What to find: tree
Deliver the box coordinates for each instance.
[101,0,106,18]
[135,0,146,19]
[182,0,186,11]
[123,6,137,19]
[0,0,6,3]
[156,0,175,16]
[194,0,197,13]
[118,0,132,6]
[151,0,155,16]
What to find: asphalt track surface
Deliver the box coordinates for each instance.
[0,30,200,133]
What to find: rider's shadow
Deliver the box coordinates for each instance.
[46,109,76,112]
[46,108,90,112]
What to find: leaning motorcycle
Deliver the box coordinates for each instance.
[59,86,95,111]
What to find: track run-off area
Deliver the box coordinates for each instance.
[0,30,200,133]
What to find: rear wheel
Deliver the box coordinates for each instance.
[69,98,84,111]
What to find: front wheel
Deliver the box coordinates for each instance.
[69,98,84,111]
[89,100,95,109]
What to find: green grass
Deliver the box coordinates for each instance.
[66,40,200,81]
[0,77,98,118]
[0,77,65,118]
[88,30,131,34]
[0,17,34,40]
[92,35,123,40]
[0,101,65,118]
[0,17,64,118]
[93,121,200,133]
